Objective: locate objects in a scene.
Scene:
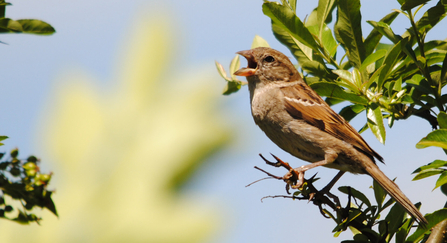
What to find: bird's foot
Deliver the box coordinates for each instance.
[284,166,306,190]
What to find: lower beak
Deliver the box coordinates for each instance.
[234,50,257,77]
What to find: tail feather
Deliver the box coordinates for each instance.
[364,163,428,225]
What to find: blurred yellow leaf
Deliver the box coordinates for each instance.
[0,13,230,243]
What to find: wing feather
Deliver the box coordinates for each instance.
[281,83,383,163]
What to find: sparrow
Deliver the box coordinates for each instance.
[234,47,427,225]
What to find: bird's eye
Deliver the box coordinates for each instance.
[264,56,275,62]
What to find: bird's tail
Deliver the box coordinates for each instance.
[364,163,428,225]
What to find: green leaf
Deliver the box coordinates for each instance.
[332,69,357,91]
[16,19,55,35]
[287,0,297,12]
[334,0,365,69]
[406,74,432,94]
[441,184,447,196]
[441,50,447,84]
[373,179,387,208]
[364,65,386,90]
[308,23,338,58]
[0,18,23,32]
[251,35,270,48]
[395,219,412,243]
[413,169,443,180]
[407,209,447,242]
[385,202,406,235]
[400,0,431,11]
[222,80,242,95]
[263,2,320,52]
[435,171,447,189]
[339,104,366,122]
[367,102,386,144]
[316,0,336,40]
[215,61,229,80]
[404,1,447,45]
[271,22,335,79]
[310,82,368,105]
[377,39,407,90]
[414,159,447,173]
[339,186,371,207]
[364,12,399,57]
[438,112,447,129]
[416,129,447,149]
[367,20,401,44]
[360,49,387,72]
[229,55,240,80]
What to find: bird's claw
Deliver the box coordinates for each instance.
[284,166,306,190]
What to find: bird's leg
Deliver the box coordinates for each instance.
[285,152,338,189]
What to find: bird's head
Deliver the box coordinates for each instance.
[234,47,300,83]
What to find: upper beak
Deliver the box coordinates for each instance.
[234,50,257,77]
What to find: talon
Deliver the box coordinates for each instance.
[259,153,282,167]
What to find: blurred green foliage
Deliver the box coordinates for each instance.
[0,0,55,35]
[0,148,57,224]
[0,0,57,225]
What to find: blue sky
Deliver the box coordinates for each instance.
[0,0,446,242]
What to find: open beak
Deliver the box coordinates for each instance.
[234,50,257,77]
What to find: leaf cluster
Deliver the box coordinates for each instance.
[0,0,55,35]
[0,148,57,224]
[218,0,447,145]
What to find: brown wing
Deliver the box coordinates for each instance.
[281,82,383,163]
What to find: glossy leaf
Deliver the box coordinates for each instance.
[17,19,55,35]
[414,159,447,172]
[377,39,407,90]
[332,69,357,91]
[339,186,371,207]
[384,202,406,235]
[287,0,297,12]
[406,74,432,94]
[367,102,386,144]
[339,104,366,122]
[271,21,334,78]
[0,136,7,146]
[400,0,431,11]
[229,55,240,80]
[215,61,229,80]
[367,20,401,44]
[407,209,447,242]
[334,0,365,69]
[316,0,336,40]
[222,81,242,95]
[404,1,447,46]
[310,82,368,104]
[373,179,387,208]
[364,65,385,90]
[0,18,22,32]
[251,35,270,48]
[416,129,447,149]
[360,49,387,72]
[438,111,447,129]
[441,49,447,84]
[413,169,443,180]
[435,171,447,189]
[263,2,320,52]
[308,23,338,58]
[364,12,399,57]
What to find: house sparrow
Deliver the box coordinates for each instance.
[234,47,427,225]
